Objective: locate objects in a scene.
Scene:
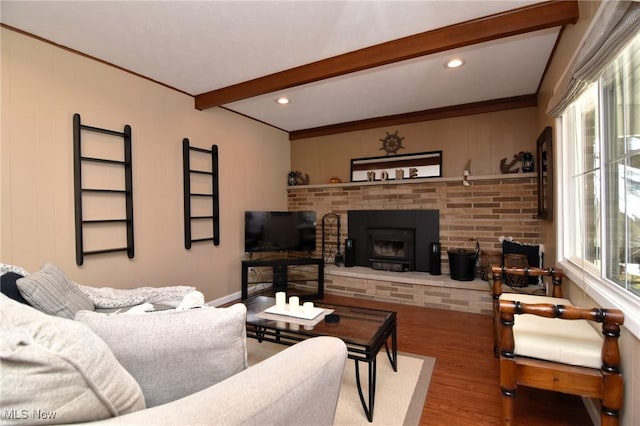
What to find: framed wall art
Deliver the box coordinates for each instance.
[537,127,553,220]
[350,151,442,182]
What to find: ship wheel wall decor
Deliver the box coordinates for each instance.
[380,130,405,155]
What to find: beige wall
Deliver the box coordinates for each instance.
[1,28,290,301]
[291,108,538,185]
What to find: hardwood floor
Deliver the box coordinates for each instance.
[320,294,594,426]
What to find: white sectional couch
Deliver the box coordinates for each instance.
[1,263,347,425]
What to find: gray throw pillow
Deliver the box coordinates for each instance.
[75,304,248,407]
[0,294,146,425]
[16,263,94,318]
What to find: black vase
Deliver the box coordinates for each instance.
[429,242,441,275]
[344,239,355,267]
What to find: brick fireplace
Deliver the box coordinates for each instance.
[287,174,540,314]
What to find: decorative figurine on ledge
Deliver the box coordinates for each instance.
[521,152,535,172]
[462,159,472,187]
[500,152,524,174]
[500,151,535,174]
[288,171,297,186]
[288,171,310,186]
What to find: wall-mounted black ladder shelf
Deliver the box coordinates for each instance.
[73,113,134,265]
[183,138,219,249]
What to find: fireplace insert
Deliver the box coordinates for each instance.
[347,210,439,272]
[368,228,415,272]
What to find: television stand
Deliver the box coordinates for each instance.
[241,257,324,300]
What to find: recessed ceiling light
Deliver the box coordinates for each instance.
[276,97,290,105]
[445,58,464,69]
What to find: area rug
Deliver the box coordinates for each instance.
[247,339,435,426]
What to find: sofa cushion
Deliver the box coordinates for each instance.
[16,263,94,319]
[500,294,603,369]
[1,272,31,306]
[75,303,248,407]
[0,294,146,425]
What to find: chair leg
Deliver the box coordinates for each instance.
[501,389,515,426]
[601,317,624,426]
[601,412,620,426]
[601,373,623,426]
[499,310,517,426]
[500,358,517,426]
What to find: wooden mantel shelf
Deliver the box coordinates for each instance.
[287,173,536,190]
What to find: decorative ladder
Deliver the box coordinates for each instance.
[73,113,134,265]
[182,138,219,249]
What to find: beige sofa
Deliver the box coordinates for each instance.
[1,263,348,425]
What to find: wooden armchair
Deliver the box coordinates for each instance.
[491,266,625,426]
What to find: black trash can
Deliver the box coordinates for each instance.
[447,248,477,281]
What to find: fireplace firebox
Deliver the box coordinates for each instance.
[347,210,439,273]
[368,228,414,272]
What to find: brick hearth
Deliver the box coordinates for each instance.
[325,265,493,315]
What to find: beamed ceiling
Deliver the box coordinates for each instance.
[0,1,578,139]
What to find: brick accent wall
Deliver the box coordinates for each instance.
[287,174,540,313]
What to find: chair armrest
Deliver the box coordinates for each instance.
[491,266,565,298]
[499,300,624,372]
[81,336,347,426]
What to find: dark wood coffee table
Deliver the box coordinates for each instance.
[242,295,397,422]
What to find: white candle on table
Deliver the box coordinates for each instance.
[303,301,314,316]
[289,296,300,313]
[275,292,286,310]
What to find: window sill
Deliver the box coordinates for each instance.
[559,259,640,339]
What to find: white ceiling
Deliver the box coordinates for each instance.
[0,1,566,134]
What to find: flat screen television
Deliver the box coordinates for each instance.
[244,211,317,253]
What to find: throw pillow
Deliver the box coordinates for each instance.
[0,294,146,425]
[77,284,198,309]
[1,272,31,306]
[502,240,543,285]
[16,263,94,318]
[75,304,248,408]
[0,263,29,277]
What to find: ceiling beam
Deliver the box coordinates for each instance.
[288,95,538,140]
[194,1,578,110]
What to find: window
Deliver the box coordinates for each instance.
[561,33,640,299]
